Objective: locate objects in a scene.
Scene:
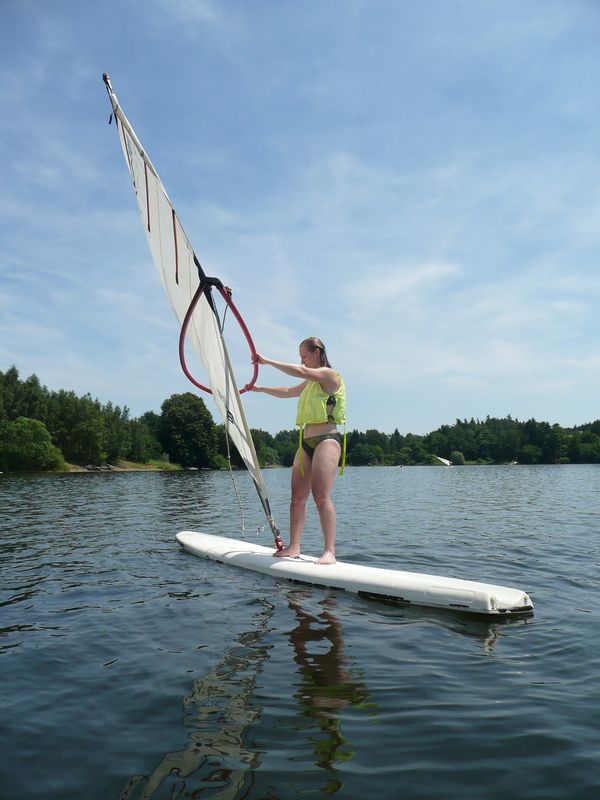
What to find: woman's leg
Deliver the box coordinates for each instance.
[310,440,341,564]
[274,448,312,557]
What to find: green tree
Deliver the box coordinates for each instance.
[495,427,521,462]
[160,393,218,467]
[364,429,389,454]
[46,390,106,464]
[273,430,298,467]
[519,443,543,464]
[389,428,404,453]
[19,374,48,422]
[348,442,383,465]
[0,417,65,471]
[542,424,565,463]
[0,367,49,423]
[396,447,413,465]
[424,430,449,459]
[0,366,21,421]
[103,402,131,463]
[251,429,280,467]
[405,434,430,464]
[216,424,244,468]
[346,429,364,457]
[579,439,600,463]
[126,418,163,462]
[139,411,162,441]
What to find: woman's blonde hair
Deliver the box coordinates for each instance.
[300,337,331,367]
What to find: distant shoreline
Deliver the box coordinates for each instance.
[65,460,182,473]
[4,461,586,478]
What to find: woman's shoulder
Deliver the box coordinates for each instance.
[317,369,342,395]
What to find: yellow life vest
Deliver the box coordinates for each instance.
[296,376,346,426]
[296,375,346,475]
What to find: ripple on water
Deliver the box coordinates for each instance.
[1,467,600,799]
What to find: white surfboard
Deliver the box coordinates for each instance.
[176,531,534,617]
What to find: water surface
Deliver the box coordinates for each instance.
[1,465,599,799]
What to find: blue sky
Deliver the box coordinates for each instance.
[1,0,599,436]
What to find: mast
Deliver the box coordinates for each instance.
[103,74,281,545]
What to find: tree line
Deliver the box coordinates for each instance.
[1,366,599,472]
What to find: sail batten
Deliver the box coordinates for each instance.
[103,74,278,537]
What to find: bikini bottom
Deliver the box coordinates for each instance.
[301,433,342,459]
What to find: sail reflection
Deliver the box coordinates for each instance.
[119,598,273,800]
[119,590,371,799]
[119,583,531,798]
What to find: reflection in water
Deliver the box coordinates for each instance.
[117,586,525,799]
[2,469,592,800]
[120,598,274,800]
[287,592,373,785]
[370,600,533,655]
[449,615,511,654]
[119,591,373,799]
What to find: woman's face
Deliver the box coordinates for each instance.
[299,344,321,369]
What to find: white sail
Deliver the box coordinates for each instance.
[103,75,278,535]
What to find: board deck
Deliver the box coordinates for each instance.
[176,531,534,617]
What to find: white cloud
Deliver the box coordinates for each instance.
[152,0,221,25]
[143,0,239,39]
[2,0,600,435]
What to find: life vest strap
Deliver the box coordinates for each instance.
[298,425,305,477]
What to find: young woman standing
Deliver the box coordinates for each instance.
[251,337,346,565]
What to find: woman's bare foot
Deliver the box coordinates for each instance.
[273,546,300,559]
[315,550,336,565]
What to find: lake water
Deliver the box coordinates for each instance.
[1,465,599,799]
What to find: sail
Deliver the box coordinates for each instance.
[103,74,279,537]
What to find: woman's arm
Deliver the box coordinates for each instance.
[254,353,339,393]
[251,382,306,398]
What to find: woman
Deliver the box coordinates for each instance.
[251,337,346,565]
